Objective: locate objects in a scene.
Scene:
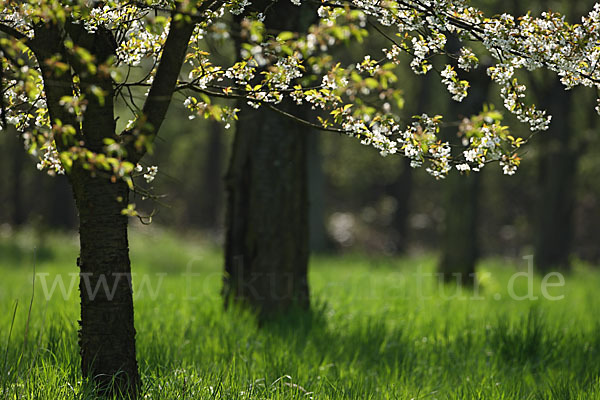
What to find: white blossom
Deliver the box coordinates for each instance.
[143,166,158,183]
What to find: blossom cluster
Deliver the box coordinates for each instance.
[2,0,600,181]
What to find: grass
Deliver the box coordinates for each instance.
[1,226,600,399]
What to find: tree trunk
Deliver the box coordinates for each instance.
[70,167,140,397]
[45,175,78,230]
[224,103,309,314]
[438,56,489,285]
[439,171,479,284]
[386,158,413,254]
[223,1,314,314]
[60,24,139,394]
[386,74,436,254]
[30,16,193,397]
[534,82,575,272]
[197,120,224,230]
[70,83,140,398]
[308,131,328,252]
[9,129,25,227]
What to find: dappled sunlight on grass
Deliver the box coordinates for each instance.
[1,229,600,398]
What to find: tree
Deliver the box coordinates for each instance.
[528,0,596,272]
[384,75,433,253]
[5,127,25,226]
[532,79,576,271]
[307,131,329,252]
[223,0,317,315]
[3,0,600,396]
[190,120,225,230]
[439,51,491,285]
[224,100,311,313]
[0,2,200,396]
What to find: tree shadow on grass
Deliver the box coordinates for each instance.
[258,301,409,375]
[258,302,600,396]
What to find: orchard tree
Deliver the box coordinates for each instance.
[0,1,203,396]
[524,0,597,272]
[439,62,490,285]
[3,0,600,396]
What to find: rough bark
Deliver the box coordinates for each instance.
[534,81,576,272]
[72,40,140,396]
[224,102,310,314]
[31,21,142,397]
[24,14,194,396]
[223,1,314,314]
[71,170,140,396]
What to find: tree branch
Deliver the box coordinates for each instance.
[30,23,82,150]
[0,23,30,43]
[179,83,348,134]
[122,14,195,163]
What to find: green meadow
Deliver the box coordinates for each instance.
[1,228,600,399]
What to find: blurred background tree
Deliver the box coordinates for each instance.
[2,0,599,271]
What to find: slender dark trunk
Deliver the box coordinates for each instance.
[198,120,224,229]
[386,158,413,253]
[308,131,328,252]
[224,102,309,314]
[534,82,575,272]
[70,168,140,396]
[385,76,433,254]
[9,129,25,227]
[438,54,489,285]
[439,170,479,285]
